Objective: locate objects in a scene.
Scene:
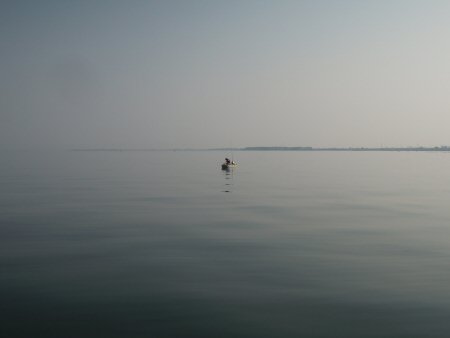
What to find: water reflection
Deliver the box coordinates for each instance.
[221,165,234,193]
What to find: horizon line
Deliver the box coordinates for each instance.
[69,145,450,152]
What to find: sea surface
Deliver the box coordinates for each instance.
[2,150,450,337]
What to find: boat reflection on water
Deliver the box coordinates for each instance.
[221,162,236,192]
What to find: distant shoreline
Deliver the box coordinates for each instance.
[71,146,450,152]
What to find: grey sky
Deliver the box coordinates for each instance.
[2,0,450,149]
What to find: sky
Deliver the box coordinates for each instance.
[2,0,450,149]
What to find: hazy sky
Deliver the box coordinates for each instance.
[2,0,450,149]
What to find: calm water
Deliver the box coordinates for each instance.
[2,150,450,337]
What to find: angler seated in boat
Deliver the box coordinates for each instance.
[222,158,237,169]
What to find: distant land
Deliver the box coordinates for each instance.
[72,146,450,152]
[234,146,450,152]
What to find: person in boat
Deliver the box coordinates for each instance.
[225,158,231,165]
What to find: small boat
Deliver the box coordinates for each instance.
[221,162,237,170]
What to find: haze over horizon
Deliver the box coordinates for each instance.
[2,0,450,150]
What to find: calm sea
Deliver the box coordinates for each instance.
[2,150,450,337]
